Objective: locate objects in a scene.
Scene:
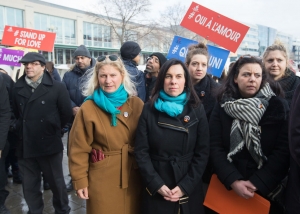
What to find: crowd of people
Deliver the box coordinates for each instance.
[0,39,300,214]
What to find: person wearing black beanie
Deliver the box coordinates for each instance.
[120,41,146,102]
[144,52,167,102]
[62,44,96,192]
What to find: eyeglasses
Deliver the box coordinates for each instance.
[97,55,119,62]
[23,62,41,66]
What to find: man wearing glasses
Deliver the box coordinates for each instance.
[145,52,167,102]
[62,45,96,191]
[12,52,72,214]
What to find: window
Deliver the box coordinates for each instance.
[83,22,111,48]
[34,13,76,45]
[0,6,24,34]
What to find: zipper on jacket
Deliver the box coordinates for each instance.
[158,122,188,133]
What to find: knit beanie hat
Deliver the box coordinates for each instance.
[120,41,141,60]
[73,45,91,58]
[150,52,167,67]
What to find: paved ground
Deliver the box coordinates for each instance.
[4,135,87,214]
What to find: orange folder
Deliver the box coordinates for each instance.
[203,174,270,214]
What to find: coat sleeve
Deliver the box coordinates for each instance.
[52,68,61,82]
[0,76,10,150]
[56,83,72,127]
[249,118,289,196]
[68,104,94,190]
[209,104,244,189]
[177,105,210,196]
[62,73,77,108]
[289,84,300,167]
[134,105,165,195]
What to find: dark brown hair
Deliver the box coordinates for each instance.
[150,59,200,108]
[216,55,283,102]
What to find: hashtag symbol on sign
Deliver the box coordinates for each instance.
[172,45,179,54]
[14,30,19,36]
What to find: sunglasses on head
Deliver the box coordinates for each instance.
[97,55,119,62]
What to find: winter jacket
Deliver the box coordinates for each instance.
[62,58,96,108]
[135,103,209,214]
[12,71,72,158]
[210,96,290,198]
[69,96,144,214]
[123,59,146,102]
[0,74,10,150]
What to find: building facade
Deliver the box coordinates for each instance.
[0,0,170,67]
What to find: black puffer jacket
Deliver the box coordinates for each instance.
[62,58,96,108]
[123,59,146,102]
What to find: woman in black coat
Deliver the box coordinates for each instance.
[185,42,219,121]
[209,55,290,214]
[135,59,209,214]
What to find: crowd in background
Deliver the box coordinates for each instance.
[0,39,300,214]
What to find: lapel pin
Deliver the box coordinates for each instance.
[123,112,129,117]
[200,91,205,97]
[184,115,190,123]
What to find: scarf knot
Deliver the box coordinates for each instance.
[221,83,275,169]
[85,84,128,126]
[154,90,187,117]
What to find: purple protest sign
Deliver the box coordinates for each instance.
[0,48,24,67]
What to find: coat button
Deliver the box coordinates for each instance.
[20,103,23,106]
[41,137,44,140]
[41,101,45,104]
[40,119,44,122]
[23,120,25,122]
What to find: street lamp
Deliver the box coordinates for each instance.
[245,42,248,54]
[48,26,57,64]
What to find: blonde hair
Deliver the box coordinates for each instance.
[263,39,289,63]
[82,56,136,97]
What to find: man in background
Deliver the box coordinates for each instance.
[12,52,72,214]
[120,41,146,102]
[144,52,167,102]
[62,44,96,191]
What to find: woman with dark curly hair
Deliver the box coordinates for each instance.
[210,55,289,214]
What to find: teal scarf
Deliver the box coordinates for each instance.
[85,84,128,126]
[154,90,187,117]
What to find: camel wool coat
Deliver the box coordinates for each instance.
[69,96,144,214]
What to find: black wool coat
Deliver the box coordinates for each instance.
[194,75,220,121]
[135,103,209,214]
[209,96,290,197]
[12,71,72,158]
[286,84,300,213]
[0,75,10,150]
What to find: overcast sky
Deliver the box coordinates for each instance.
[42,0,300,39]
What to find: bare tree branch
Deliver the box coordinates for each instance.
[86,0,155,45]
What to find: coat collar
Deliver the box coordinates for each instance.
[15,71,53,103]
